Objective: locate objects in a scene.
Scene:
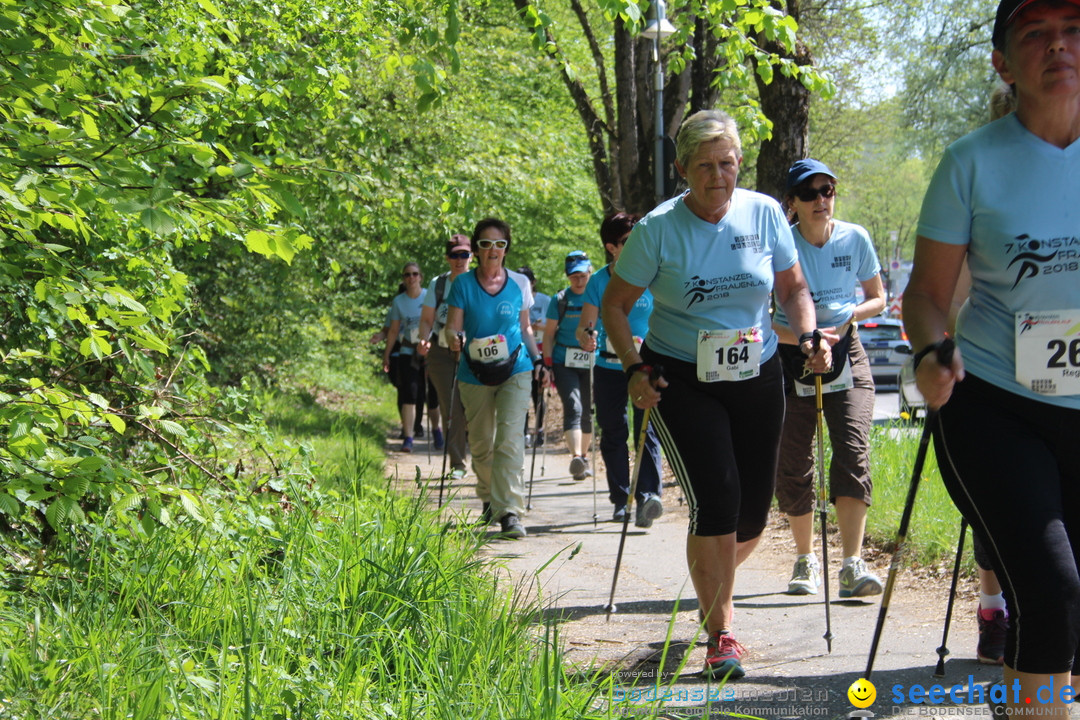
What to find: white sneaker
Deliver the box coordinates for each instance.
[838,557,883,598]
[787,555,820,595]
[569,455,587,480]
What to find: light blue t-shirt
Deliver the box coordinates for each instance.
[421,272,457,340]
[917,113,1080,408]
[773,220,880,329]
[446,268,534,386]
[546,286,586,364]
[583,265,653,371]
[388,290,427,355]
[530,292,551,327]
[614,188,798,364]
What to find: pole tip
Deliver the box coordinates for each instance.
[604,603,617,614]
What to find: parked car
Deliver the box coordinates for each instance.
[897,356,926,421]
[857,317,912,388]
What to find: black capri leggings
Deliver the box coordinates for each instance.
[935,373,1080,674]
[643,346,785,539]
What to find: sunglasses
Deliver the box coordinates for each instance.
[402,271,420,277]
[448,251,471,260]
[795,184,836,202]
[477,239,508,250]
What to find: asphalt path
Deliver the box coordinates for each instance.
[386,388,1033,720]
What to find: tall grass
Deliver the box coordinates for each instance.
[865,420,967,567]
[0,374,622,720]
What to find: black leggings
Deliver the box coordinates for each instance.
[935,373,1080,673]
[643,347,785,539]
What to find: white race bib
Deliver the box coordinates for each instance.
[794,360,854,397]
[696,327,764,382]
[1015,310,1080,396]
[468,334,509,364]
[565,348,594,369]
[534,328,545,345]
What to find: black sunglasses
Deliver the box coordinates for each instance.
[402,271,420,277]
[448,251,471,260]
[795,184,836,202]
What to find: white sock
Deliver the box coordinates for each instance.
[842,556,860,568]
[797,553,819,566]
[980,592,1007,612]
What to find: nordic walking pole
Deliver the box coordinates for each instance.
[934,518,968,678]
[605,365,662,620]
[540,386,548,476]
[813,329,834,653]
[586,325,599,527]
[438,334,465,509]
[424,365,433,463]
[527,403,541,510]
[865,338,955,679]
[438,364,458,505]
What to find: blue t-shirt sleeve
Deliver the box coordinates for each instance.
[770,208,799,273]
[545,293,560,321]
[422,279,437,309]
[855,227,882,282]
[446,273,467,309]
[582,271,604,308]
[388,297,402,323]
[614,224,661,288]
[917,147,972,246]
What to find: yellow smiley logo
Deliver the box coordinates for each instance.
[848,678,876,708]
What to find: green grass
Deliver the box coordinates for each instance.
[865,420,967,568]
[0,367,625,720]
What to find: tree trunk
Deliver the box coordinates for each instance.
[754,0,812,203]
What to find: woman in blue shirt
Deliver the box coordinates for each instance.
[905,0,1080,710]
[772,159,886,600]
[444,218,546,539]
[602,110,829,679]
[577,212,663,527]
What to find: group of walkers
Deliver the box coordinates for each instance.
[377,0,1080,709]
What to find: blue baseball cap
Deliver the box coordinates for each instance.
[565,251,591,276]
[786,159,837,192]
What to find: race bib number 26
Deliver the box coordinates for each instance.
[696,327,763,382]
[1015,310,1080,396]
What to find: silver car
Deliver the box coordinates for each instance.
[857,317,912,388]
[898,356,926,421]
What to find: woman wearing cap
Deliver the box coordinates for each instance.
[543,251,595,480]
[577,212,664,527]
[905,0,1080,711]
[773,159,886,599]
[602,109,829,679]
[383,262,441,452]
[444,218,546,539]
[417,234,473,478]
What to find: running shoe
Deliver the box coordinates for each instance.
[449,467,467,480]
[534,430,545,447]
[612,504,628,522]
[499,513,526,539]
[582,457,593,478]
[401,437,414,453]
[976,606,1007,665]
[787,555,820,595]
[704,631,745,680]
[433,428,444,450]
[569,455,587,480]
[635,493,664,528]
[415,426,424,439]
[838,557,883,598]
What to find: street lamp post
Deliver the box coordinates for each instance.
[641,0,676,206]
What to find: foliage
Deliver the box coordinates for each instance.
[0,383,615,719]
[0,0,464,538]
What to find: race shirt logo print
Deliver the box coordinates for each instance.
[1005,234,1080,291]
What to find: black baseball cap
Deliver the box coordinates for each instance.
[993,0,1080,48]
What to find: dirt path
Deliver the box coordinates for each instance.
[385,396,1014,720]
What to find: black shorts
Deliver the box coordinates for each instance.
[935,373,1080,673]
[643,345,785,539]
